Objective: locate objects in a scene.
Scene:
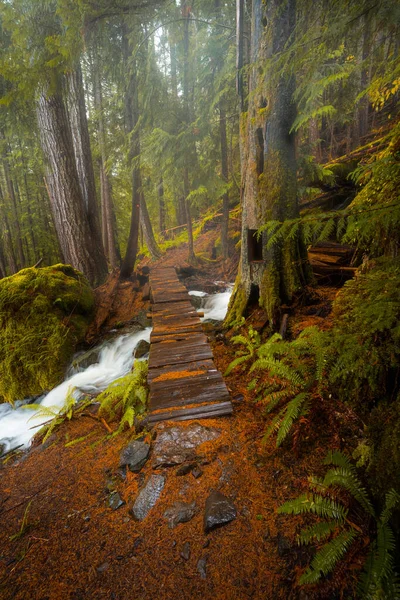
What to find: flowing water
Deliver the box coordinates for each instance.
[0,286,232,457]
[0,328,151,455]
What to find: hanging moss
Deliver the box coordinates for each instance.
[0,264,95,405]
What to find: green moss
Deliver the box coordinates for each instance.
[0,264,95,404]
[259,265,280,323]
[224,276,248,327]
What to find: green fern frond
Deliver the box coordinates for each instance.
[251,356,305,387]
[263,389,290,414]
[300,529,358,584]
[322,467,375,517]
[224,354,252,376]
[380,490,400,525]
[298,520,338,545]
[278,494,348,522]
[276,393,310,446]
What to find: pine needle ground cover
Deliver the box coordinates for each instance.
[0,264,94,404]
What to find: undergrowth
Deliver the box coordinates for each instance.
[278,451,400,598]
[97,360,148,434]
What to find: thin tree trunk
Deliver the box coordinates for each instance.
[66,63,110,276]
[158,177,166,238]
[1,138,25,268]
[90,48,121,268]
[140,193,161,259]
[120,25,141,279]
[36,79,107,286]
[0,183,17,274]
[182,0,195,262]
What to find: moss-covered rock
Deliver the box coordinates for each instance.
[0,264,95,404]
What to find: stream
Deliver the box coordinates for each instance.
[0,286,232,456]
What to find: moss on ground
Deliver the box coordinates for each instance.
[0,264,95,404]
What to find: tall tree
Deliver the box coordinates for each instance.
[37,77,107,285]
[227,0,312,326]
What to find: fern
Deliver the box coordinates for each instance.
[300,529,359,585]
[279,452,400,596]
[276,393,310,447]
[97,360,148,432]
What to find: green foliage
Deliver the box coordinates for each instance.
[226,326,328,446]
[27,387,84,444]
[224,326,260,376]
[97,360,148,433]
[278,452,400,596]
[0,265,94,404]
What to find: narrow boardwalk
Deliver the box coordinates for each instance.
[147,266,233,425]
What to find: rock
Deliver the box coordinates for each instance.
[163,501,197,529]
[197,556,207,579]
[108,492,125,511]
[204,490,237,533]
[70,347,101,372]
[181,541,191,561]
[131,474,165,521]
[135,310,152,328]
[191,466,203,479]
[134,340,150,359]
[175,463,195,476]
[119,441,150,473]
[153,423,221,468]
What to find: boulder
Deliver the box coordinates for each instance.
[204,490,236,532]
[153,423,221,468]
[163,501,197,529]
[134,340,150,359]
[119,441,150,473]
[131,474,166,521]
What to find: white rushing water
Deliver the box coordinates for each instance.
[0,328,151,455]
[189,285,233,322]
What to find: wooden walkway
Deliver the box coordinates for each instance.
[146,266,233,425]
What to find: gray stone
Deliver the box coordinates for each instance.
[119,441,150,473]
[153,423,221,468]
[108,492,125,511]
[71,347,101,372]
[134,340,150,359]
[204,490,236,532]
[197,556,207,579]
[181,541,191,561]
[163,501,197,529]
[131,474,165,521]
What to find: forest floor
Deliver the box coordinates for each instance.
[0,224,362,600]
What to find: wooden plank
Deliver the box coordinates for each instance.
[147,401,233,425]
[147,266,232,423]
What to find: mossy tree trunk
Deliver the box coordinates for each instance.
[37,77,108,287]
[227,0,312,327]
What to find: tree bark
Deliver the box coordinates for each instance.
[227,0,312,327]
[182,0,195,262]
[90,47,121,269]
[120,25,141,279]
[1,136,25,269]
[37,78,107,286]
[66,63,110,276]
[140,193,161,259]
[158,177,166,238]
[0,183,17,274]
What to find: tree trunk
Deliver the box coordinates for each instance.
[90,47,121,269]
[158,177,166,238]
[36,78,107,286]
[227,0,312,327]
[1,136,25,269]
[66,63,110,276]
[140,193,161,259]
[182,0,195,262]
[0,183,17,274]
[120,25,141,279]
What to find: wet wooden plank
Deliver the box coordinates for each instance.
[147,401,233,425]
[148,266,232,423]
